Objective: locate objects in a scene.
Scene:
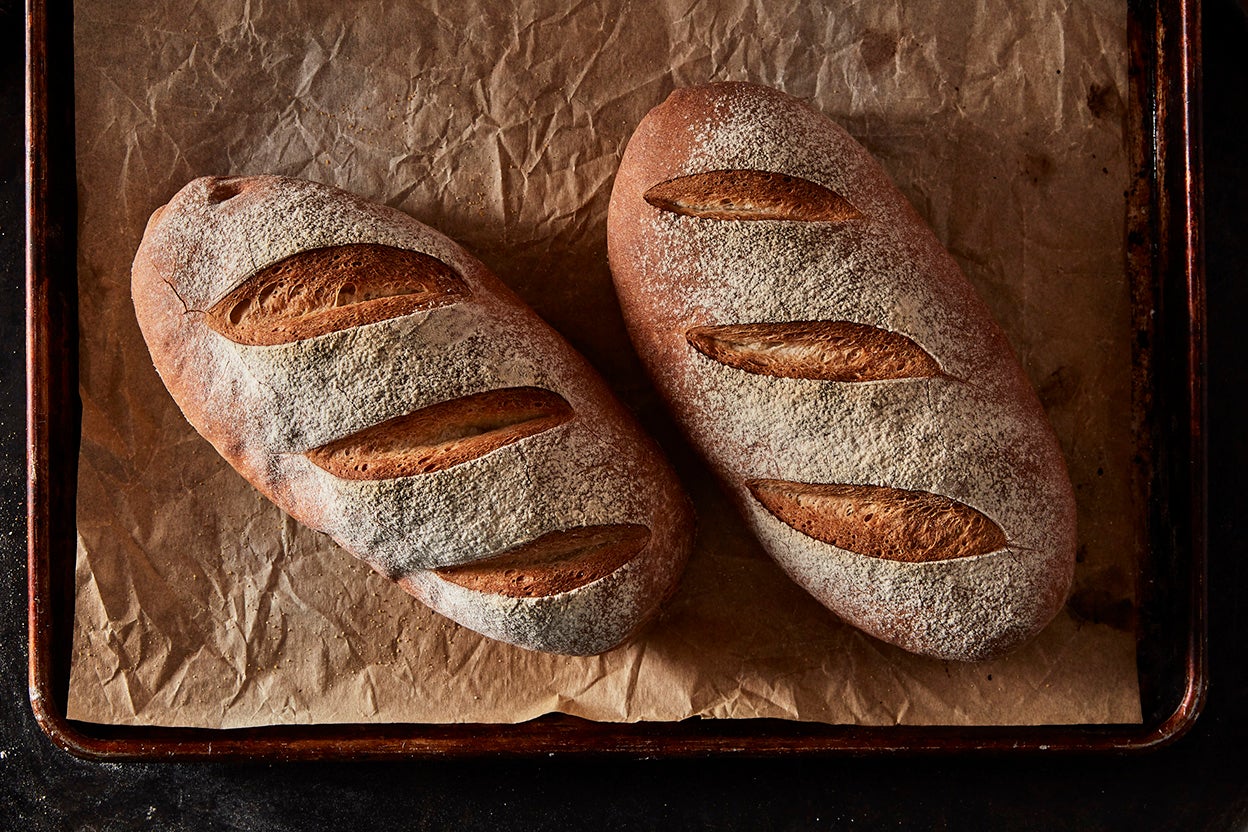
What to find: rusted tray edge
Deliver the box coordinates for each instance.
[26,0,1207,759]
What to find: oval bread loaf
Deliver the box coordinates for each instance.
[607,82,1076,661]
[133,175,693,656]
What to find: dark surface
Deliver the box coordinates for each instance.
[3,0,1247,828]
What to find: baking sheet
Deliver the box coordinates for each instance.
[67,0,1141,727]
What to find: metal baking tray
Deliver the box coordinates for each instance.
[26,0,1206,758]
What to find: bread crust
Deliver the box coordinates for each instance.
[133,175,693,655]
[607,82,1075,661]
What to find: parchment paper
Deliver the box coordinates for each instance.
[67,0,1141,727]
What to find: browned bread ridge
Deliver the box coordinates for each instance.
[303,387,574,480]
[746,480,1008,563]
[685,321,943,382]
[433,525,652,597]
[205,243,469,345]
[644,170,861,222]
[133,175,694,656]
[607,82,1076,661]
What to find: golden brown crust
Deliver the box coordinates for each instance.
[644,170,861,222]
[686,321,943,382]
[304,387,573,479]
[205,243,469,346]
[434,525,651,598]
[747,480,1008,563]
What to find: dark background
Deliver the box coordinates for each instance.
[4,1,1246,828]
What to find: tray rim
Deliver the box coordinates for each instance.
[26,0,1208,759]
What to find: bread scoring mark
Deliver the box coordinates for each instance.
[643,170,861,222]
[205,243,469,345]
[432,524,651,597]
[204,177,247,204]
[747,479,1007,562]
[686,321,943,381]
[305,387,573,480]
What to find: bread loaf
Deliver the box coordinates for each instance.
[133,175,693,656]
[607,82,1076,661]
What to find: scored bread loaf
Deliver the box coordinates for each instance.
[607,82,1076,661]
[133,175,693,656]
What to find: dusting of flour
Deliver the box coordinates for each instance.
[608,83,1075,660]
[133,175,693,655]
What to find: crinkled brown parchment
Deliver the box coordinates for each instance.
[68,0,1140,727]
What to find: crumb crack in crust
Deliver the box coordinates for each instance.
[747,479,1008,563]
[434,525,651,598]
[644,169,861,222]
[304,387,573,479]
[686,321,943,382]
[206,243,469,345]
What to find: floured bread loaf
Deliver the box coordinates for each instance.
[133,175,693,655]
[607,82,1076,661]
